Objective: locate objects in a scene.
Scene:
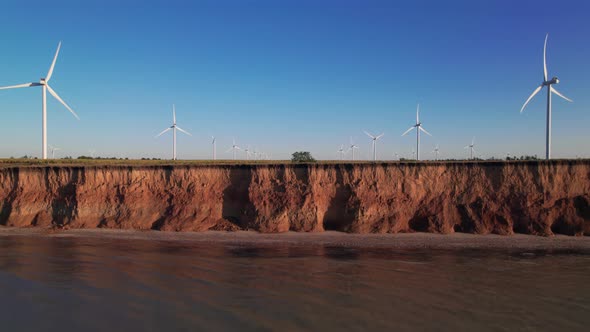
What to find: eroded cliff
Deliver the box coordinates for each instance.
[0,161,588,235]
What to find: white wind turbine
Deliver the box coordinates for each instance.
[49,145,61,159]
[349,137,359,161]
[465,137,476,160]
[402,104,432,161]
[227,138,241,160]
[252,147,258,160]
[244,146,252,160]
[211,136,217,160]
[155,104,192,160]
[0,42,79,159]
[364,131,384,161]
[337,145,346,160]
[520,34,572,160]
[432,144,440,161]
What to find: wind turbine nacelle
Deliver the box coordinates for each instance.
[546,77,559,85]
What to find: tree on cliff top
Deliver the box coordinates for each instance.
[291,151,316,163]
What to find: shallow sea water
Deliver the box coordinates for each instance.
[0,235,588,331]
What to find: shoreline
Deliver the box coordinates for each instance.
[1,227,589,251]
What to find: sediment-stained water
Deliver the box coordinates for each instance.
[0,234,588,331]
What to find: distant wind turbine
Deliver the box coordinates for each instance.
[432,144,440,161]
[244,145,253,160]
[227,138,241,160]
[520,34,572,160]
[49,145,61,159]
[349,137,359,161]
[155,104,192,160]
[364,131,384,161]
[0,42,79,159]
[465,137,476,160]
[402,104,432,161]
[337,145,346,160]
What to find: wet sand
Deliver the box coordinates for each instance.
[1,227,589,251]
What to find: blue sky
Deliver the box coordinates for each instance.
[0,0,589,160]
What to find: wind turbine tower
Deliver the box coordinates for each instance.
[227,139,241,160]
[520,34,572,160]
[337,145,346,160]
[0,42,79,159]
[349,137,359,161]
[211,136,217,160]
[432,144,440,161]
[49,145,61,159]
[402,104,432,161]
[156,104,192,160]
[465,137,476,160]
[364,131,384,162]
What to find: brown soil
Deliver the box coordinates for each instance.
[0,161,588,236]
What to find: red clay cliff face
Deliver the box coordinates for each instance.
[0,161,588,236]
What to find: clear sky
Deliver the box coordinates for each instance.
[0,0,589,160]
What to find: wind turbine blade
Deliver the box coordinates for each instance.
[419,127,432,136]
[225,147,233,153]
[46,41,61,82]
[176,126,192,136]
[172,104,176,124]
[520,85,543,113]
[376,133,385,139]
[0,83,37,90]
[550,86,573,102]
[364,131,375,139]
[543,34,548,82]
[416,104,420,124]
[401,127,415,136]
[155,127,172,138]
[472,137,475,145]
[46,84,79,119]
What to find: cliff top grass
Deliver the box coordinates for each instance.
[0,158,588,169]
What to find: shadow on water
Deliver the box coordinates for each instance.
[323,246,360,260]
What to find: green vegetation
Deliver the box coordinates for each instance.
[506,155,540,161]
[291,151,316,163]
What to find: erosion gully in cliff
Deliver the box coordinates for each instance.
[0,161,588,236]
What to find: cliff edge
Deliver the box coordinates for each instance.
[0,161,588,235]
